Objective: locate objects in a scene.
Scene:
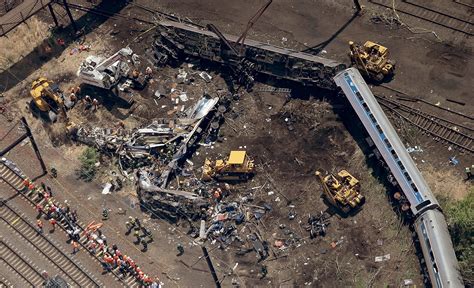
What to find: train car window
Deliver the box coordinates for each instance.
[411,183,419,192]
[375,124,383,134]
[369,114,377,123]
[362,103,370,113]
[416,200,431,211]
[356,91,363,101]
[403,172,412,182]
[397,161,405,171]
[384,139,392,148]
[390,149,398,159]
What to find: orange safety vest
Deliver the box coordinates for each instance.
[28,184,35,190]
[104,256,114,264]
[23,179,30,187]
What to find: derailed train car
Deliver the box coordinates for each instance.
[334,68,463,288]
[153,20,346,90]
[151,19,464,287]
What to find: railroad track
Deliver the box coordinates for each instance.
[0,276,13,287]
[375,95,474,153]
[0,238,45,287]
[369,0,474,36]
[0,200,102,287]
[0,161,139,288]
[55,1,203,28]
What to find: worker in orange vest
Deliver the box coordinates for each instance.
[49,218,57,232]
[36,203,43,215]
[22,178,30,189]
[36,219,43,233]
[72,241,80,254]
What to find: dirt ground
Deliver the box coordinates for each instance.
[0,0,472,287]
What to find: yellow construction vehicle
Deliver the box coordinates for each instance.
[349,41,395,82]
[29,77,75,122]
[202,151,255,181]
[315,169,365,214]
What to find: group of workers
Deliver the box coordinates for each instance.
[126,216,153,251]
[67,86,100,112]
[100,245,159,286]
[22,177,161,287]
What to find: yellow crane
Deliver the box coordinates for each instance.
[29,77,74,122]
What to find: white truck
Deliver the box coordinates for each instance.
[77,47,133,89]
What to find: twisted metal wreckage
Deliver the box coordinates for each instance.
[70,17,347,252]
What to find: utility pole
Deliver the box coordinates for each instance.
[0,117,47,180]
[354,0,362,13]
[62,0,78,32]
[47,4,59,27]
[201,246,221,288]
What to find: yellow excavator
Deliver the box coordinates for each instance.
[29,77,74,122]
[202,151,255,181]
[315,169,365,214]
[349,41,395,82]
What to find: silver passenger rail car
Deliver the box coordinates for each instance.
[414,209,463,287]
[334,68,438,217]
[334,67,463,288]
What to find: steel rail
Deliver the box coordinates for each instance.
[0,162,135,287]
[0,201,102,287]
[0,239,45,287]
[368,0,473,36]
[378,84,474,121]
[55,2,156,25]
[376,95,474,133]
[376,96,473,153]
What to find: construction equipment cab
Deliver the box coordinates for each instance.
[315,169,365,214]
[77,47,133,89]
[202,151,255,181]
[349,41,395,82]
[29,77,74,122]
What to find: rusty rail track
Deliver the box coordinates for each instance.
[0,161,139,287]
[375,95,474,153]
[0,238,45,287]
[0,200,102,287]
[369,0,474,36]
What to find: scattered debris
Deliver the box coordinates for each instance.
[375,254,391,262]
[306,211,330,238]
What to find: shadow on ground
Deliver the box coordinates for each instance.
[0,0,130,92]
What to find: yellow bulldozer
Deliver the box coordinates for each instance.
[315,169,365,214]
[30,77,75,122]
[202,151,255,181]
[349,41,395,82]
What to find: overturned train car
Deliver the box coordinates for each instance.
[334,68,463,288]
[154,20,346,90]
